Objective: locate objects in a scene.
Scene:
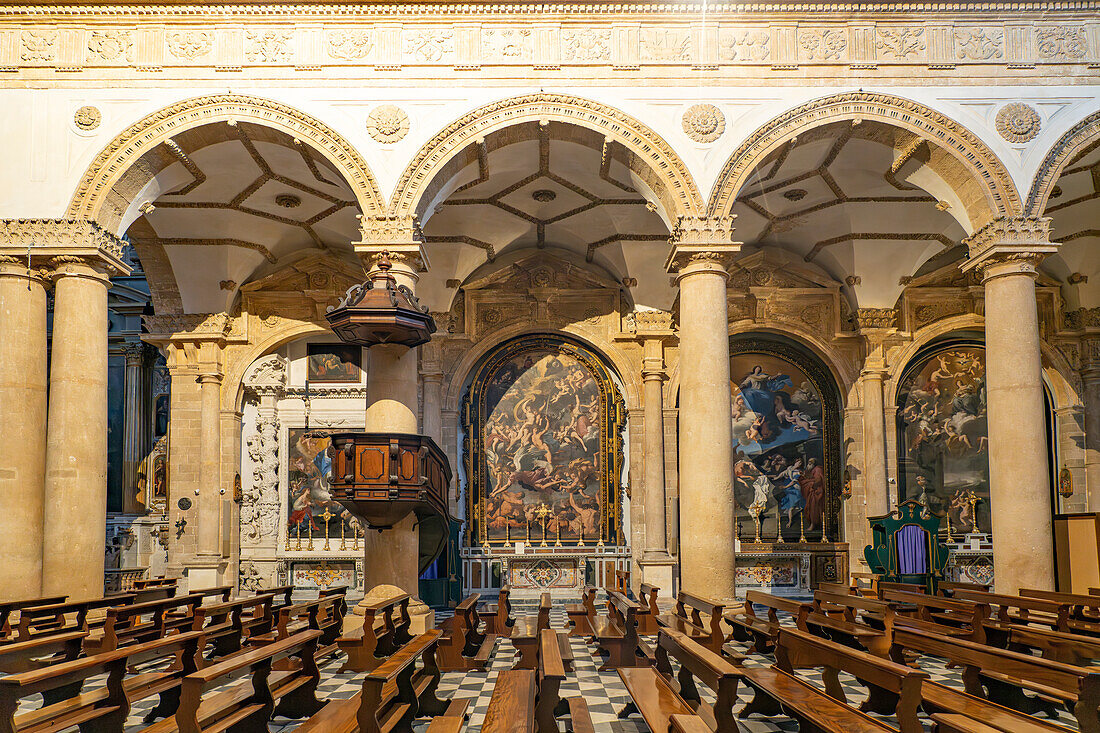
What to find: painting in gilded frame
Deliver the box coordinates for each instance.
[729,338,842,543]
[286,428,362,540]
[896,344,990,534]
[306,344,362,384]
[463,335,626,547]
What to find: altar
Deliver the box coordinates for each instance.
[734,542,849,599]
[461,545,632,598]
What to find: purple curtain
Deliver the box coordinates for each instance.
[896,524,929,575]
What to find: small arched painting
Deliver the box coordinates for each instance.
[730,353,827,541]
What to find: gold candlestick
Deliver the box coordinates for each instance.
[353,525,360,551]
[750,505,763,544]
[533,503,552,548]
[306,516,314,551]
[295,521,302,551]
[339,515,347,551]
[284,522,292,551]
[799,512,808,544]
[555,518,562,547]
[320,507,334,551]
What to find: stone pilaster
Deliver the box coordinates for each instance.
[354,216,434,632]
[1081,339,1100,512]
[854,310,897,519]
[32,220,131,599]
[0,256,49,598]
[666,216,740,604]
[962,216,1059,594]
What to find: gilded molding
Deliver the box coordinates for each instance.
[65,94,385,228]
[390,92,704,220]
[706,91,1022,220]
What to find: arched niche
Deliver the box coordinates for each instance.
[728,333,844,544]
[461,334,627,550]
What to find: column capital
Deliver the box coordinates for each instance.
[960,216,1059,281]
[664,215,741,278]
[143,313,233,345]
[642,357,667,382]
[0,256,50,285]
[120,340,146,366]
[354,215,428,275]
[197,371,223,386]
[0,219,131,277]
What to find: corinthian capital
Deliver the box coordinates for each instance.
[664,215,742,275]
[960,216,1059,281]
[354,215,428,273]
[0,218,131,275]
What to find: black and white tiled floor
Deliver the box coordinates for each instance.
[13,597,1085,732]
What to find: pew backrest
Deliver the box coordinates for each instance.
[15,594,136,640]
[639,583,661,618]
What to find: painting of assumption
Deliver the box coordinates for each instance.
[897,346,990,534]
[480,349,603,543]
[730,353,826,541]
[287,429,362,540]
[307,344,362,383]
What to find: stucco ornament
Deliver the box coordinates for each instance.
[366,104,410,143]
[74,105,101,131]
[682,104,725,143]
[995,103,1041,144]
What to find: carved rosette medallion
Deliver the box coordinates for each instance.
[682,104,725,143]
[366,105,410,144]
[995,103,1041,144]
[74,106,101,131]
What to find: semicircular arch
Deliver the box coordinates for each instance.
[390,93,704,225]
[67,94,386,235]
[708,92,1022,228]
[1026,109,1100,215]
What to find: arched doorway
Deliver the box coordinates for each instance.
[460,334,627,594]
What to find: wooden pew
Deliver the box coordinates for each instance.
[655,592,724,653]
[15,594,136,641]
[938,581,990,598]
[930,712,1069,733]
[190,592,275,659]
[670,713,717,733]
[876,590,989,642]
[637,583,661,634]
[890,624,1100,730]
[875,581,927,598]
[536,629,593,733]
[0,631,85,675]
[437,594,496,672]
[0,596,67,642]
[807,590,894,657]
[296,629,471,733]
[651,628,742,732]
[262,584,295,611]
[566,586,597,638]
[614,569,630,595]
[723,591,808,655]
[953,589,1070,634]
[0,629,206,732]
[479,586,514,638]
[511,593,551,670]
[84,593,208,654]
[338,592,412,673]
[260,593,346,663]
[1002,623,1100,666]
[616,661,700,733]
[771,627,928,733]
[592,590,649,672]
[483,669,536,733]
[1021,588,1100,626]
[850,571,881,597]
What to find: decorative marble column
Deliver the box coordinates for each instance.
[40,222,130,599]
[354,218,434,632]
[121,341,146,514]
[962,217,1059,594]
[666,217,740,604]
[635,317,676,591]
[0,253,49,598]
[1081,342,1100,510]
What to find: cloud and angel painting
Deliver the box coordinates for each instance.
[730,350,830,542]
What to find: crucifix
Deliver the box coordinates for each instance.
[533,503,553,547]
[320,506,334,551]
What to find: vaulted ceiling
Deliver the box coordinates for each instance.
[1041,141,1100,309]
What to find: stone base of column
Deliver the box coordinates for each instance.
[185,555,227,593]
[352,584,436,635]
[638,554,676,594]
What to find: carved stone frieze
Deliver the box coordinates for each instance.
[913,300,969,327]
[366,104,410,144]
[799,29,847,61]
[0,218,126,268]
[21,31,56,62]
[484,28,533,60]
[166,31,212,60]
[640,29,691,61]
[404,29,453,62]
[242,411,280,545]
[562,29,611,61]
[955,28,1004,60]
[876,28,925,59]
[328,29,373,60]
[245,30,292,63]
[626,309,675,333]
[87,30,133,63]
[1035,26,1088,59]
[718,29,770,61]
[1065,308,1100,330]
[143,312,232,339]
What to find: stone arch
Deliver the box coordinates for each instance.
[66,94,386,235]
[442,322,642,415]
[1026,109,1100,215]
[225,321,329,412]
[707,92,1022,228]
[390,93,705,225]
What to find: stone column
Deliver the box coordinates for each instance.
[861,369,890,517]
[421,340,444,446]
[191,365,224,590]
[666,217,740,603]
[43,234,130,599]
[354,222,433,631]
[121,341,146,514]
[962,217,1059,594]
[0,256,49,598]
[1081,354,1100,511]
[636,324,675,591]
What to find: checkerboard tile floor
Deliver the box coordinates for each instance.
[12,597,1085,732]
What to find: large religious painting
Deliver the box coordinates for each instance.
[286,428,362,543]
[463,335,626,547]
[896,343,990,534]
[306,344,362,384]
[729,337,842,543]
